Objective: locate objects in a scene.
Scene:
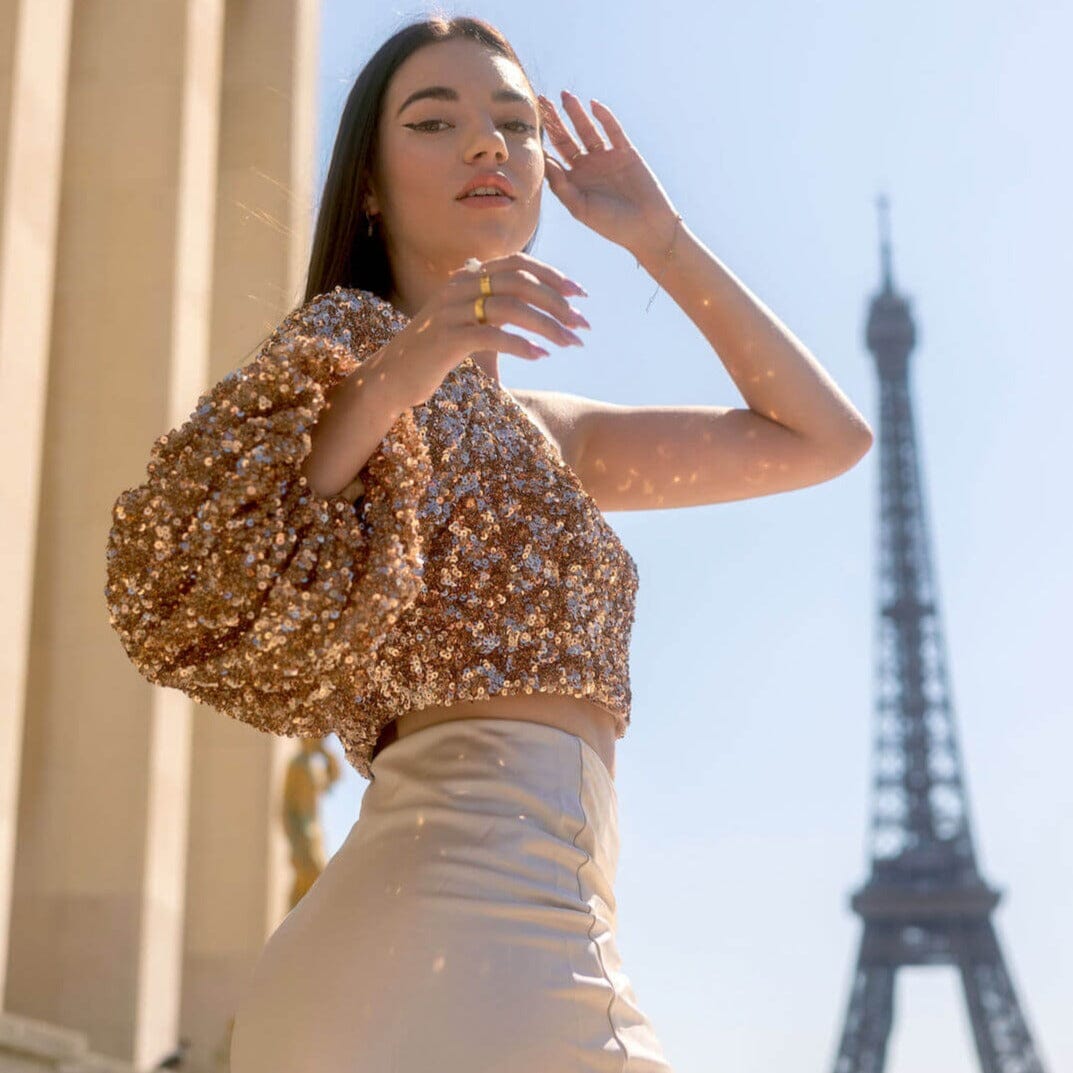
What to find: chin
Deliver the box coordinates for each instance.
[458,238,525,262]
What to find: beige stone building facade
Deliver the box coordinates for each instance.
[1,2,322,1069]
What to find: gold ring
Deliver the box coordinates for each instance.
[479,271,493,296]
[474,295,488,324]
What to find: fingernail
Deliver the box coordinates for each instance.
[569,280,588,296]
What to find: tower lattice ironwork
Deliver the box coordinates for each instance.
[827,197,1049,1073]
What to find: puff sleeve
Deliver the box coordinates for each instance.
[104,286,431,740]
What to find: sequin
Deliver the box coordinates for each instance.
[104,285,639,781]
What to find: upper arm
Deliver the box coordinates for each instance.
[104,289,431,738]
[527,390,872,512]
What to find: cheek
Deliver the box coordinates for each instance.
[523,146,547,196]
[381,144,447,211]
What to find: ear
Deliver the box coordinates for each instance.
[363,180,381,217]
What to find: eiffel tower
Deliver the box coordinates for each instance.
[827,197,1049,1073]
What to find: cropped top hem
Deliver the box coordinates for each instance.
[105,285,639,782]
[368,685,630,769]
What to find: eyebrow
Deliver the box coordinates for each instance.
[395,85,534,118]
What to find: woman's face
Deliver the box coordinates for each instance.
[366,38,544,300]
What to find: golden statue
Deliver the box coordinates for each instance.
[282,736,341,909]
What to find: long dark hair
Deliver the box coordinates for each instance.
[303,15,544,305]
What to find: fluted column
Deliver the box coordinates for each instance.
[180,2,320,1070]
[2,0,320,1067]
[5,2,221,1067]
[0,0,74,1007]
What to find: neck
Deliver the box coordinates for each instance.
[383,250,508,387]
[469,349,501,385]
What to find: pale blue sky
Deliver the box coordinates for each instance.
[312,3,1071,1071]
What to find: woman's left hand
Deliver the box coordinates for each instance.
[538,90,680,260]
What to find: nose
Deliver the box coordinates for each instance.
[465,119,508,162]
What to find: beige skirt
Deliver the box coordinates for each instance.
[230,716,675,1072]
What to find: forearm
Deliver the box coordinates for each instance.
[300,341,420,499]
[630,215,873,449]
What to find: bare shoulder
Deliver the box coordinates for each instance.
[505,385,606,472]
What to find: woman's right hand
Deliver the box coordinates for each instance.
[385,252,591,407]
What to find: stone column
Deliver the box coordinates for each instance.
[178,2,321,1070]
[5,1,221,1067]
[0,0,75,1006]
[3,0,320,1066]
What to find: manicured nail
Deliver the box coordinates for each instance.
[569,279,588,296]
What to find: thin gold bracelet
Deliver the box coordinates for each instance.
[636,212,683,312]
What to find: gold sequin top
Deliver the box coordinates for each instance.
[105,285,639,780]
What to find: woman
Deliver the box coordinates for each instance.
[105,15,872,1073]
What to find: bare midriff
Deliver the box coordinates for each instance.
[387,693,618,781]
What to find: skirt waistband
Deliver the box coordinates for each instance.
[365,716,620,894]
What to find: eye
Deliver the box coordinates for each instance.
[405,119,537,133]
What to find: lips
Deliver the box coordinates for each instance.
[456,173,515,200]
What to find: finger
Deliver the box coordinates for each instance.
[451,278,588,344]
[474,251,587,298]
[464,273,588,336]
[479,266,589,330]
[541,152,584,217]
[480,295,585,348]
[467,325,553,362]
[589,98,634,152]
[488,285,589,338]
[450,258,486,280]
[537,94,585,162]
[558,89,607,153]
